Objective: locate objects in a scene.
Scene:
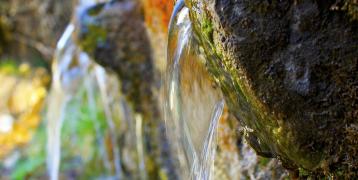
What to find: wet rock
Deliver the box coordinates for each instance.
[215,108,289,179]
[186,0,357,177]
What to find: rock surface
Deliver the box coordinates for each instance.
[186,0,357,177]
[0,0,74,60]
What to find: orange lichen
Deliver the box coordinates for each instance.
[142,0,174,33]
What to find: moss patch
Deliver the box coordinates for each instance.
[79,24,107,55]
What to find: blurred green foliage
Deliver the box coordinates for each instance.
[1,76,115,179]
[10,124,47,180]
[0,59,18,74]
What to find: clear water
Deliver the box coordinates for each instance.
[165,1,225,179]
[164,1,289,180]
[47,24,82,180]
[46,23,127,180]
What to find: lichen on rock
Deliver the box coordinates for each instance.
[186,0,358,177]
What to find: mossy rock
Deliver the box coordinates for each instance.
[75,1,154,113]
[186,0,357,177]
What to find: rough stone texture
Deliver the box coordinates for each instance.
[186,0,357,177]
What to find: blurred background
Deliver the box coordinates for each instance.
[0,0,112,179]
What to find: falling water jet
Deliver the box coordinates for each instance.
[47,23,127,179]
[46,2,101,179]
[94,66,123,178]
[46,23,90,180]
[47,25,125,179]
[165,1,225,179]
[46,2,123,177]
[194,100,224,180]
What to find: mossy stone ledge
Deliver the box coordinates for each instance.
[186,0,357,177]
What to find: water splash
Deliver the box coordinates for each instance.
[165,1,225,179]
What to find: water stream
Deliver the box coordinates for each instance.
[165,1,225,179]
[46,1,126,177]
[46,23,83,180]
[47,22,128,179]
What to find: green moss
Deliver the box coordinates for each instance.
[258,157,271,167]
[298,168,310,177]
[189,0,324,172]
[87,3,105,16]
[201,18,214,43]
[79,24,107,55]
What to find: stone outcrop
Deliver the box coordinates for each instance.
[186,0,357,177]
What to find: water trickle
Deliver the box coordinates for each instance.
[47,24,86,180]
[165,1,225,179]
[46,23,126,180]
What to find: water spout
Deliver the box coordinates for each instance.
[165,1,225,179]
